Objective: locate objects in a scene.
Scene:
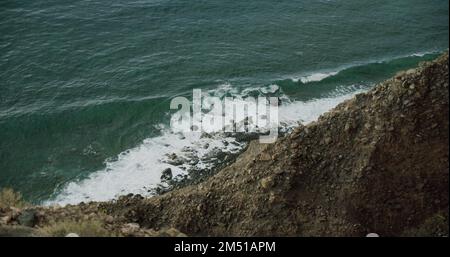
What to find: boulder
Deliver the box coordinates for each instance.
[17,209,37,227]
[161,168,173,181]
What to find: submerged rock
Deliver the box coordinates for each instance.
[166,153,186,166]
[161,168,173,181]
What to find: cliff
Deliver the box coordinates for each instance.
[1,53,448,237]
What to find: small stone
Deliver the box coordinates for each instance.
[0,215,11,224]
[66,233,80,237]
[17,209,38,227]
[344,123,351,132]
[104,215,114,224]
[268,192,278,203]
[405,68,416,75]
[162,228,187,237]
[121,223,141,236]
[166,154,185,166]
[260,176,275,189]
[259,152,272,161]
[10,207,21,219]
[161,168,173,181]
[366,233,380,237]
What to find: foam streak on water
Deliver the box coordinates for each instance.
[294,72,339,83]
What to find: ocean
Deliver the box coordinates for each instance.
[0,0,448,205]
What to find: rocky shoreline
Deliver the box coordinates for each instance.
[0,53,448,237]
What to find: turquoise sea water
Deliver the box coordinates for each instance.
[0,0,448,204]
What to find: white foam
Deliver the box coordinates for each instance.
[278,89,364,125]
[45,128,243,206]
[410,52,431,57]
[45,84,365,206]
[289,50,441,84]
[293,71,339,83]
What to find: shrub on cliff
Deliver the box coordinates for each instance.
[0,188,29,209]
[38,219,116,237]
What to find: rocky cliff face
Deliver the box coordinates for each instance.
[1,53,448,237]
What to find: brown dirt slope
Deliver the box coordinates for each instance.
[1,53,448,237]
[100,53,449,236]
